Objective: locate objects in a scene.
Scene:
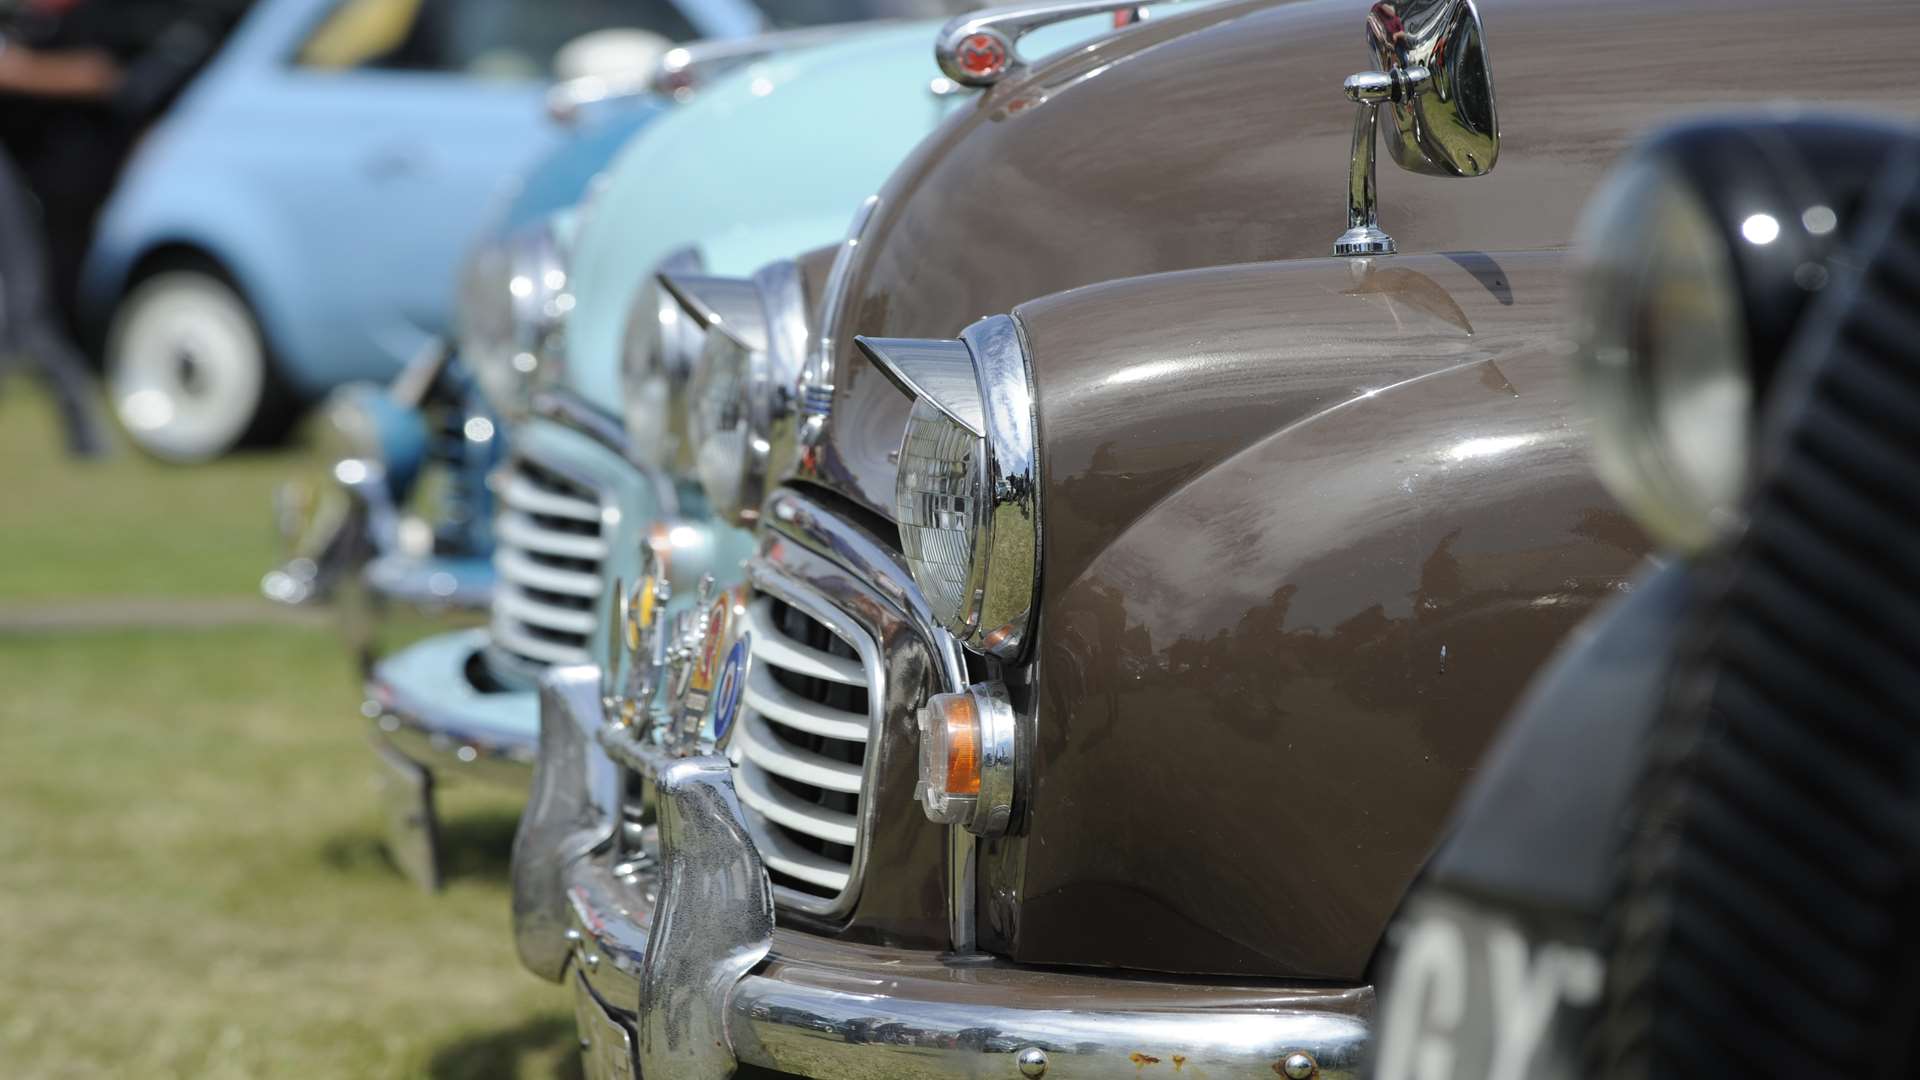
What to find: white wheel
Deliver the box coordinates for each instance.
[106,268,272,462]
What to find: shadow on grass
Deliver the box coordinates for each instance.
[321,808,521,886]
[427,1012,585,1080]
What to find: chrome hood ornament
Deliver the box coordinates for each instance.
[934,0,1176,88]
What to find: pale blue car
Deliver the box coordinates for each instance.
[78,0,849,462]
[357,13,1025,888]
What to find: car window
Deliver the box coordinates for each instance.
[296,0,698,77]
[748,0,981,29]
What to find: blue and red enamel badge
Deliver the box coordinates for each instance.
[712,631,751,749]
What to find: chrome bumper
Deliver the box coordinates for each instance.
[514,667,1373,1080]
[369,628,536,888]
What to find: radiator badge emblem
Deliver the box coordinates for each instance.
[712,632,751,751]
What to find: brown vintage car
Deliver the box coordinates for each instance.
[511,0,1920,1077]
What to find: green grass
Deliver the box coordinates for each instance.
[0,381,576,1078]
[0,377,314,601]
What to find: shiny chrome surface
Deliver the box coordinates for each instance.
[974,680,1019,837]
[489,452,610,672]
[532,388,633,462]
[513,665,621,982]
[663,259,810,524]
[1334,74,1397,256]
[636,754,774,1078]
[1365,0,1499,179]
[570,974,637,1080]
[622,247,706,474]
[461,219,574,419]
[934,0,1171,87]
[521,670,1377,1079]
[798,195,882,440]
[1334,0,1498,255]
[729,577,878,908]
[856,315,1041,659]
[731,969,1371,1079]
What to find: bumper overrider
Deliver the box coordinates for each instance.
[514,666,1373,1080]
[367,628,536,889]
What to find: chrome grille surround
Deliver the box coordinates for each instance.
[489,451,610,676]
[738,487,967,918]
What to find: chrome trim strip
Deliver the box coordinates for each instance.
[762,489,967,693]
[531,388,640,468]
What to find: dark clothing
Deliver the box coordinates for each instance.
[0,144,108,456]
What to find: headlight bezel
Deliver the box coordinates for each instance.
[458,218,573,421]
[1572,117,1883,554]
[660,261,809,526]
[859,314,1041,661]
[620,246,707,474]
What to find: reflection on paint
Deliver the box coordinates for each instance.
[1447,434,1535,461]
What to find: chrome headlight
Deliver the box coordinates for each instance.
[1573,118,1877,553]
[856,315,1039,660]
[620,248,706,472]
[458,219,572,420]
[660,262,808,524]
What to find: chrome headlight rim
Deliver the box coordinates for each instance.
[860,313,1041,661]
[459,218,573,420]
[1573,117,1872,555]
[621,246,707,474]
[1574,158,1752,554]
[662,260,809,526]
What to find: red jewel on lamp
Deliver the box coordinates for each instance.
[955,32,1010,80]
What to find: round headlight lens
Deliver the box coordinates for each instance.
[866,317,1038,659]
[896,396,984,631]
[687,327,755,519]
[1575,160,1750,552]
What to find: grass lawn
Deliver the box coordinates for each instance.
[1,382,576,1078]
[0,378,309,601]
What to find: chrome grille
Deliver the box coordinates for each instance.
[729,592,872,902]
[490,456,606,669]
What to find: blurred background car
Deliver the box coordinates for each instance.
[78,0,829,462]
[356,7,1010,890]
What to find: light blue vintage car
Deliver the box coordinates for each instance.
[78,0,849,462]
[357,14,1018,888]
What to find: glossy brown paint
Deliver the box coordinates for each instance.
[787,0,1920,969]
[807,0,1920,518]
[976,252,1644,979]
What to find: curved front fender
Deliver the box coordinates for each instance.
[995,252,1648,981]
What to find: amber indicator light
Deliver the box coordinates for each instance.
[938,694,982,796]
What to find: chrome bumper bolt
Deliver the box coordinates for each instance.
[1016,1047,1048,1078]
[1282,1051,1317,1079]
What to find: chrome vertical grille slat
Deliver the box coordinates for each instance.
[489,451,607,671]
[731,588,873,906]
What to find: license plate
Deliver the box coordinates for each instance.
[371,737,441,890]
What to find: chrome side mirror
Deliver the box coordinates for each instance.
[1334,0,1500,256]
